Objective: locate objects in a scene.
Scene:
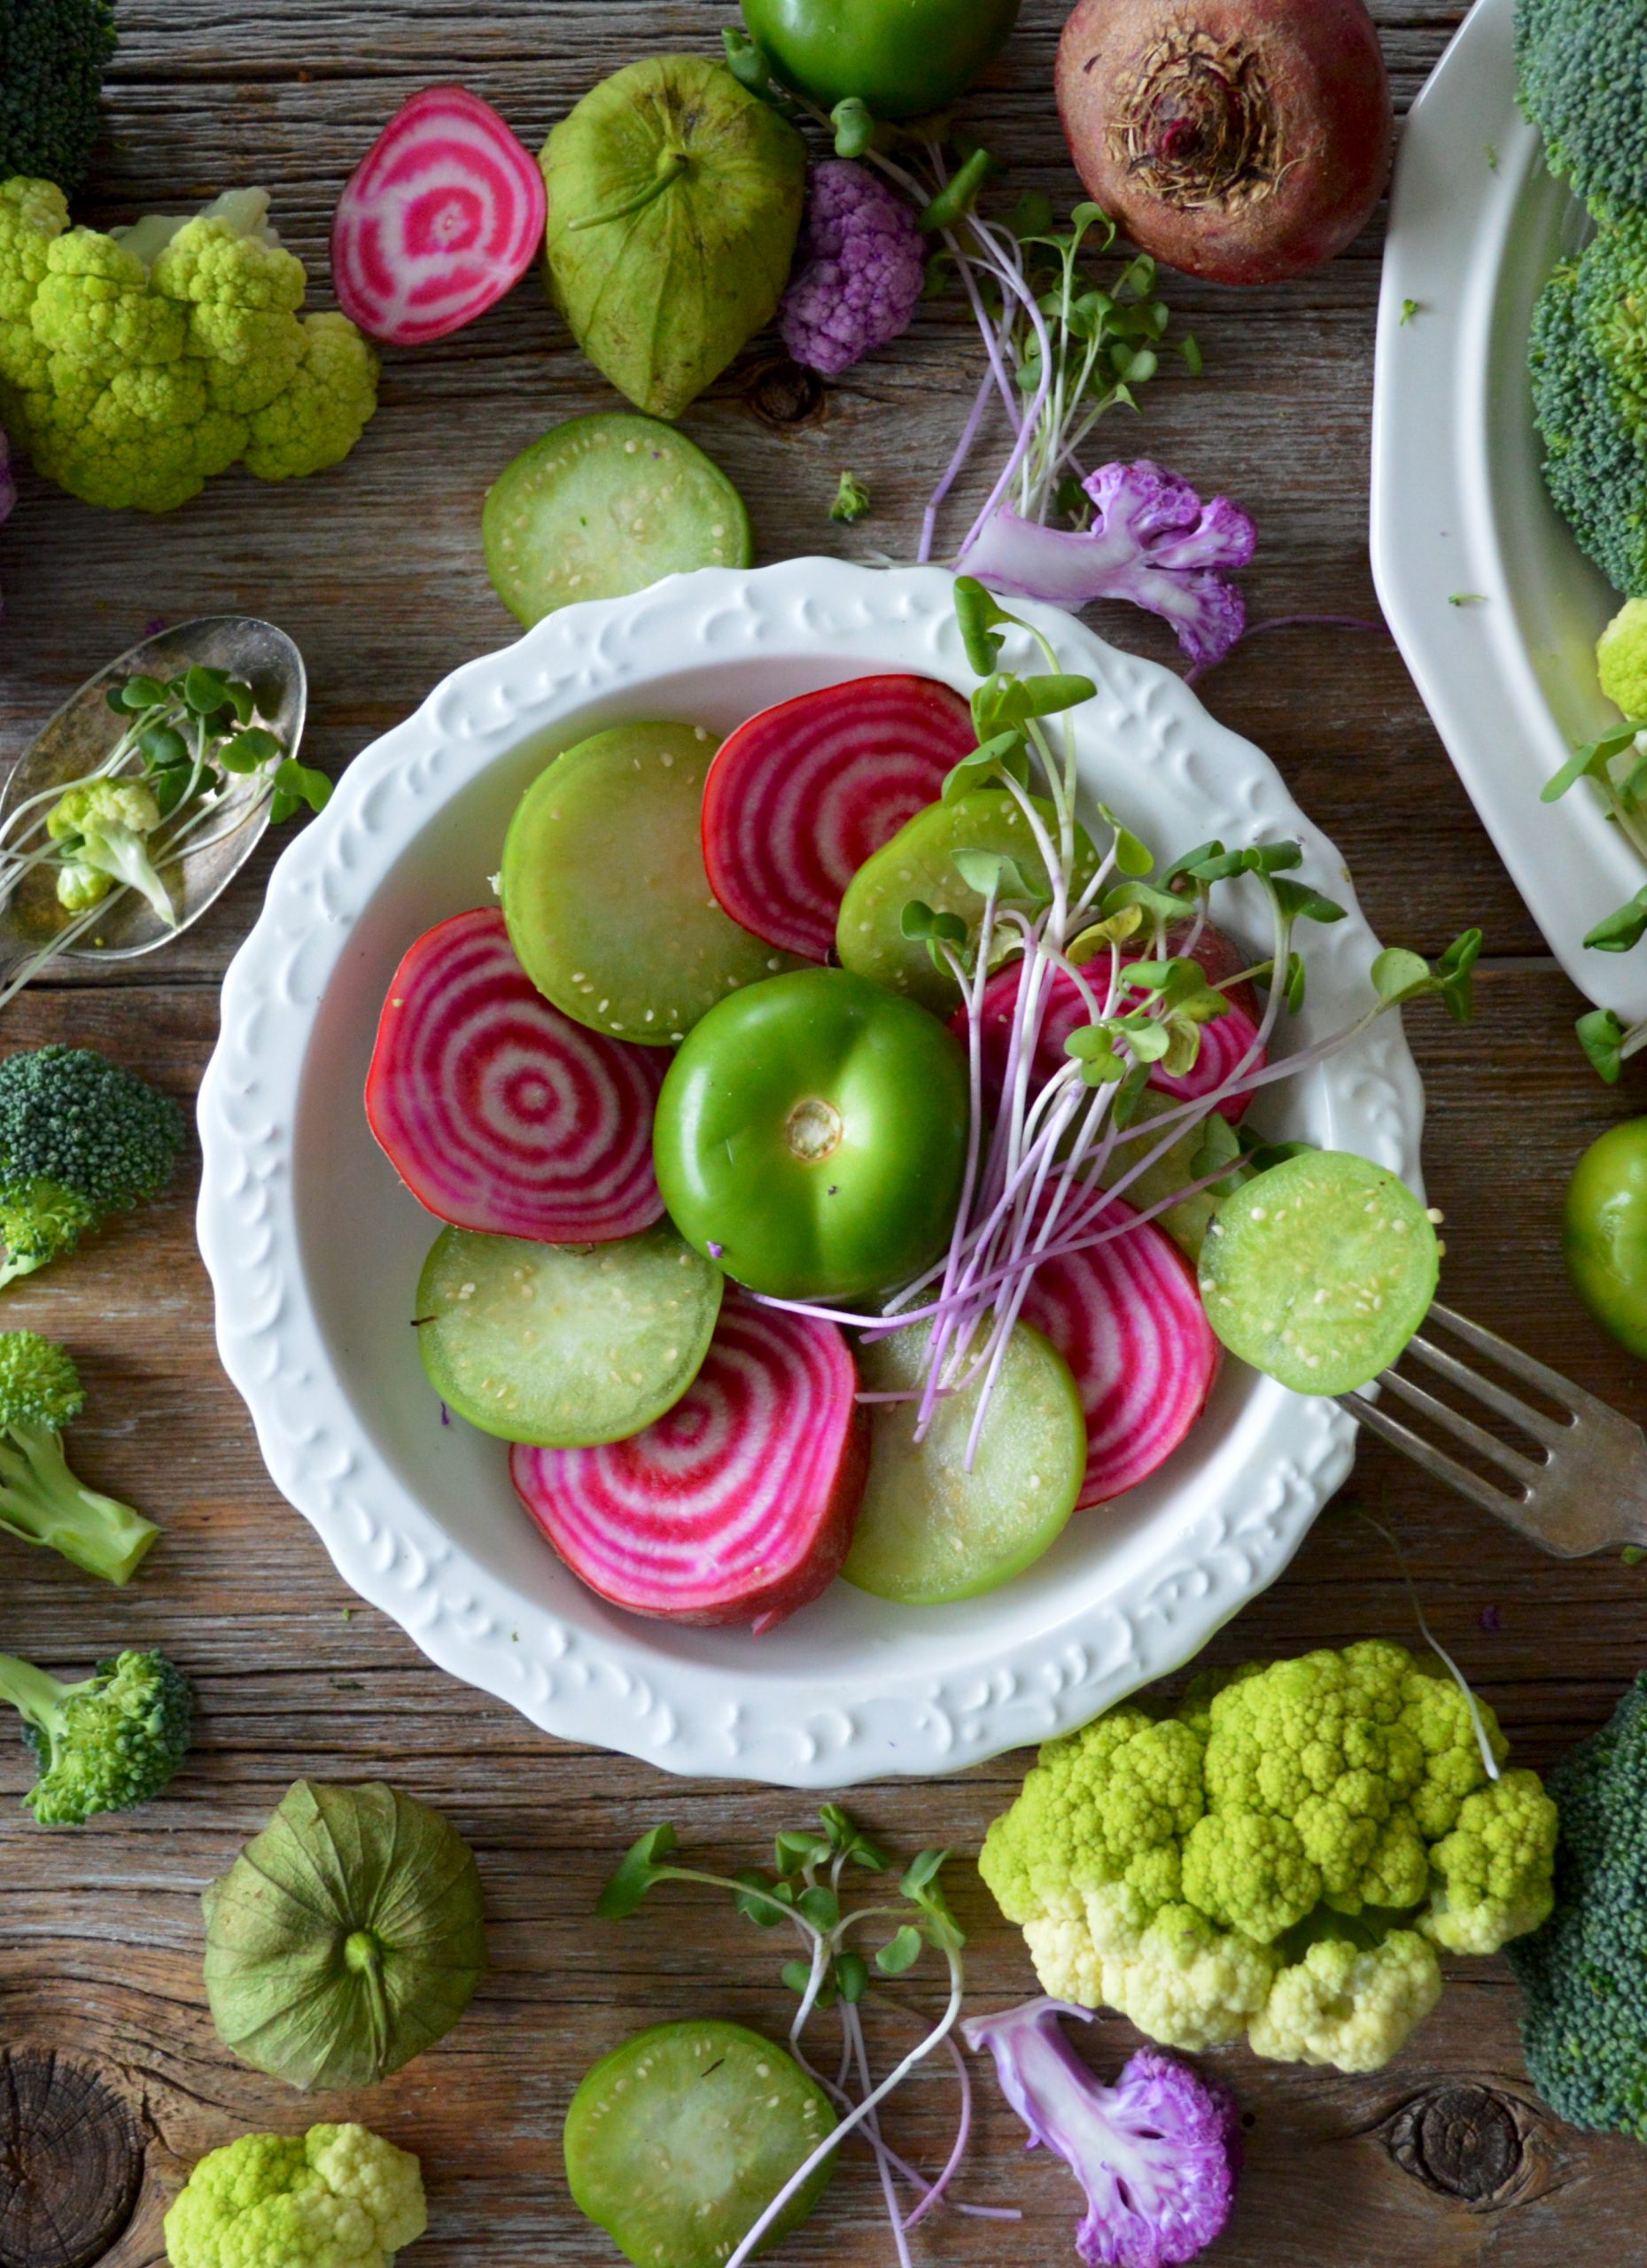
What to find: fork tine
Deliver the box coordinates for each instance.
[1376,1368,1547,1484]
[1341,1388,1528,1517]
[1425,1301,1600,1413]
[1402,1332,1572,1449]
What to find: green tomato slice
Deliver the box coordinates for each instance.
[502,721,798,1045]
[835,788,1098,1014]
[1198,1150,1440,1395]
[483,413,753,626]
[416,1221,722,1445]
[843,1318,1086,1604]
[563,2020,835,2268]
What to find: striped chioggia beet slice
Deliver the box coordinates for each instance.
[1020,1197,1221,1509]
[511,1290,868,1631]
[331,84,548,346]
[702,674,975,960]
[366,908,665,1242]
[959,935,1267,1125]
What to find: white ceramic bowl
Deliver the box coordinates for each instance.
[198,560,1421,1788]
[1371,0,1639,1020]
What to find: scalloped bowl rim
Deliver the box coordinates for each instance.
[196,559,1422,1787]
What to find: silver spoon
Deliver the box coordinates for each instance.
[0,614,307,996]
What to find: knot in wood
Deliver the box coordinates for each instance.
[0,2050,144,2268]
[743,356,826,429]
[1387,2083,1523,2209]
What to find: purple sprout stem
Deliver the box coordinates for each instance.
[921,362,1000,566]
[843,2001,915,2268]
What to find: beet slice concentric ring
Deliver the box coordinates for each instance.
[367,907,665,1243]
[1021,1198,1221,1509]
[703,673,975,961]
[511,1291,867,1631]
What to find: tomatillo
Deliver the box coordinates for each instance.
[742,0,1022,120]
[654,967,969,1301]
[1565,1119,1647,1358]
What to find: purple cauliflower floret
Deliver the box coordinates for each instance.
[780,160,926,377]
[962,1996,1241,2268]
[954,460,1257,671]
[0,423,14,618]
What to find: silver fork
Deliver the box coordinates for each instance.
[1340,1301,1647,1557]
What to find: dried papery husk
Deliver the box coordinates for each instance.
[203,1779,487,2092]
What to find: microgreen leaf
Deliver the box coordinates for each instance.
[220,726,282,773]
[1110,1060,1154,1126]
[797,1884,841,1930]
[1186,841,1303,884]
[836,1951,869,2003]
[1286,949,1307,1014]
[1161,840,1224,888]
[1584,889,1647,954]
[775,1829,830,1876]
[1543,723,1647,804]
[919,146,1002,234]
[1578,1006,1628,1084]
[1068,905,1143,954]
[943,730,1024,803]
[876,1923,924,1975]
[831,97,875,158]
[137,723,191,772]
[721,26,773,91]
[1098,802,1153,877]
[1270,877,1346,926]
[899,1848,949,1899]
[182,664,232,716]
[1122,1018,1172,1063]
[273,758,331,815]
[734,1869,789,1927]
[1438,928,1483,1022]
[1100,880,1187,924]
[951,847,1049,905]
[1371,947,1433,1005]
[782,1957,829,2004]
[1238,1128,1317,1172]
[955,578,1022,676]
[596,1824,678,1919]
[1191,1115,1243,1179]
[115,673,169,713]
[900,899,968,946]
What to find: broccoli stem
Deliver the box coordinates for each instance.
[0,1425,158,1584]
[0,1651,68,1748]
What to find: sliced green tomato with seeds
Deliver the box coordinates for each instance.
[502,721,800,1045]
[563,2020,835,2268]
[844,1317,1086,1604]
[1198,1149,1439,1395]
[483,412,753,626]
[417,1220,723,1445]
[835,789,1099,1014]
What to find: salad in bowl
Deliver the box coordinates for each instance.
[198,560,1437,1785]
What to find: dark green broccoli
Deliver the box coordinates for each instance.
[0,1330,158,1582]
[1529,216,1647,597]
[1506,1674,1647,2139]
[0,0,118,193]
[0,1045,184,1289]
[0,1646,192,1825]
[1515,0,1647,220]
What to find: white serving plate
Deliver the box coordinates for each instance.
[198,560,1421,1788]
[1371,0,1643,1021]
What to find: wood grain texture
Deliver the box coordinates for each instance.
[9,3,1647,2264]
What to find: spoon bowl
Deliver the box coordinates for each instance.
[0,615,307,971]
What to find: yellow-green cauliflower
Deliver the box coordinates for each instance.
[0,179,377,510]
[980,1641,1558,2073]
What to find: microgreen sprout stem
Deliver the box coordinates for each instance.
[0,664,329,1010]
[750,584,1483,1458]
[595,1806,1011,2258]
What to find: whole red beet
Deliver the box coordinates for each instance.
[1055,0,1393,286]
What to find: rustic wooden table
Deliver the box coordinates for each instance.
[4,3,1645,2263]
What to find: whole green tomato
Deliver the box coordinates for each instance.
[742,0,1022,120]
[1565,1119,1647,1358]
[654,967,969,1301]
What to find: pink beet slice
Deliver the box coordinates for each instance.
[959,941,1266,1126]
[1022,1200,1221,1509]
[511,1290,867,1632]
[366,908,665,1242]
[703,674,975,960]
[331,84,548,346]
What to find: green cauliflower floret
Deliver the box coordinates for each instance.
[0,1645,191,1824]
[0,1044,183,1287]
[979,1641,1556,2075]
[1597,596,1647,716]
[47,776,173,924]
[1515,0,1647,223]
[1507,1673,1647,2139]
[0,178,378,511]
[164,2124,427,2268]
[0,1328,159,1581]
[0,0,117,194]
[1528,217,1647,598]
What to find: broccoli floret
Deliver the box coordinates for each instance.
[0,1645,192,1824]
[1597,595,1647,714]
[1529,217,1647,597]
[0,1045,183,1288]
[47,777,175,927]
[1515,0,1647,222]
[1507,1673,1647,2139]
[0,0,118,194]
[0,1330,158,1581]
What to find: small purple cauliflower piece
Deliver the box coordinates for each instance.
[954,460,1257,671]
[0,423,14,618]
[780,159,926,377]
[962,1996,1240,2268]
